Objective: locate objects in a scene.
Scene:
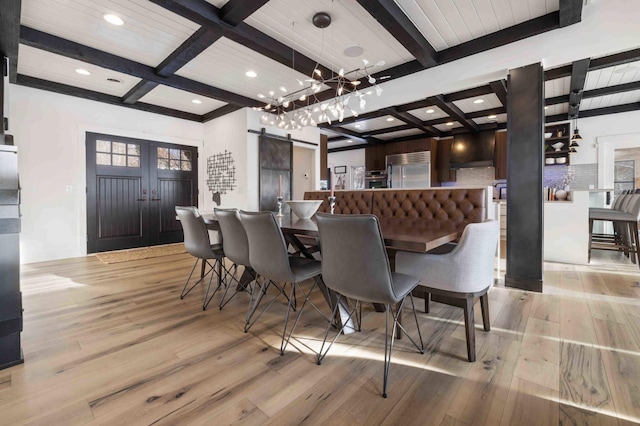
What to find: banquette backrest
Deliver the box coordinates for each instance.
[304,188,486,233]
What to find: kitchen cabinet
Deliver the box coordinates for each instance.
[436,138,457,183]
[494,130,507,179]
[365,145,386,171]
[544,123,571,166]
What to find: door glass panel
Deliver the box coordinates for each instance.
[96,153,111,165]
[128,144,140,156]
[113,154,126,167]
[170,159,181,170]
[96,140,111,152]
[158,159,168,169]
[181,150,192,161]
[157,147,168,158]
[181,161,192,171]
[128,156,140,167]
[170,149,181,160]
[112,142,126,154]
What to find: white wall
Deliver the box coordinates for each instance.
[327,148,366,189]
[292,146,314,199]
[10,85,204,264]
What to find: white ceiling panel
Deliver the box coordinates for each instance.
[205,0,230,7]
[176,37,328,102]
[584,60,640,91]
[545,76,570,97]
[395,0,558,51]
[581,89,640,111]
[434,122,463,131]
[139,85,227,115]
[407,105,448,121]
[376,128,424,140]
[18,44,140,97]
[328,140,368,149]
[545,102,568,116]
[472,113,507,125]
[453,93,502,112]
[21,0,200,67]
[242,0,414,74]
[341,116,399,132]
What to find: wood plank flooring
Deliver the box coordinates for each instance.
[2,249,640,425]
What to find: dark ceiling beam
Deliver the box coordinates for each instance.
[318,124,384,145]
[559,0,583,27]
[149,0,332,78]
[16,74,202,121]
[122,80,160,104]
[578,102,640,119]
[427,95,479,131]
[443,85,493,103]
[396,99,432,113]
[155,27,222,77]
[327,136,349,143]
[583,80,640,99]
[425,116,456,126]
[589,48,640,71]
[441,122,507,137]
[490,80,508,106]
[545,64,572,81]
[328,144,370,154]
[545,95,570,106]
[0,0,21,83]
[545,113,568,123]
[437,12,559,64]
[202,104,243,122]
[220,0,269,26]
[324,110,387,128]
[465,106,506,119]
[383,107,441,136]
[355,0,437,68]
[20,26,261,107]
[568,58,590,118]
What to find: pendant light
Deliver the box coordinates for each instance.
[570,117,582,149]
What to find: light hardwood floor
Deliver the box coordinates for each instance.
[2,249,640,425]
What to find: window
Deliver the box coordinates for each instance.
[157,147,192,171]
[351,166,365,189]
[614,160,635,195]
[96,140,140,167]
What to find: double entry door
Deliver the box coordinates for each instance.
[86,132,198,253]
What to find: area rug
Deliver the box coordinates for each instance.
[95,243,186,264]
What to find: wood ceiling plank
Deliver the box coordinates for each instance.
[583,81,640,100]
[0,0,21,82]
[559,0,584,27]
[16,74,202,121]
[202,104,242,122]
[355,0,437,68]
[364,123,414,136]
[317,124,383,146]
[443,85,493,102]
[324,110,387,129]
[428,95,479,131]
[438,12,559,65]
[20,26,260,107]
[589,48,640,71]
[579,102,640,119]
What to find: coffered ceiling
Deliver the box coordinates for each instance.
[1,0,640,151]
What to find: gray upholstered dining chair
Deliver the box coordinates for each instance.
[175,206,227,310]
[214,208,257,310]
[315,213,424,398]
[396,220,499,362]
[239,211,324,354]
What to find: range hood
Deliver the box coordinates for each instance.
[449,130,495,169]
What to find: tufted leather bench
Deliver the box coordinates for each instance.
[304,188,486,234]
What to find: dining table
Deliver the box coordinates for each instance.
[197,211,458,337]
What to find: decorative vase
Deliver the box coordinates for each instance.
[555,190,567,201]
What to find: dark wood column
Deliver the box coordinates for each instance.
[320,134,328,180]
[505,63,544,292]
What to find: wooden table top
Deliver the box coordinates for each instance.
[201,212,458,253]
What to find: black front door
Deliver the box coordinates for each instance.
[86,132,198,253]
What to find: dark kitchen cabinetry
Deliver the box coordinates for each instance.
[436,138,457,183]
[365,145,386,171]
[494,130,507,180]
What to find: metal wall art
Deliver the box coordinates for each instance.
[206,150,236,205]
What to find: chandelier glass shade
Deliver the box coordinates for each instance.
[257,59,388,130]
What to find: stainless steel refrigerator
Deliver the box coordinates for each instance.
[386,151,431,189]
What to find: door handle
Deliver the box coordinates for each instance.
[151,198,162,201]
[137,197,147,202]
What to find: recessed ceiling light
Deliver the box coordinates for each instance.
[544,106,549,110]
[346,139,353,144]
[279,86,287,92]
[354,124,362,128]
[487,115,497,119]
[343,45,364,58]
[473,99,485,104]
[192,99,202,104]
[386,117,394,122]
[245,70,257,78]
[446,121,454,126]
[75,68,91,76]
[426,109,435,114]
[104,14,124,26]
[257,93,265,99]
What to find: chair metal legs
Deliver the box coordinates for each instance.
[218,265,257,310]
[317,293,424,398]
[181,258,224,310]
[244,277,293,333]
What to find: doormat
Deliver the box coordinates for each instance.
[95,243,186,264]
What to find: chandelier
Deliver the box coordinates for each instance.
[256,11,388,130]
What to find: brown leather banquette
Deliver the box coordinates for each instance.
[304,188,487,234]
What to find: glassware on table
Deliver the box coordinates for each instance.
[276,196,284,217]
[328,196,336,214]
